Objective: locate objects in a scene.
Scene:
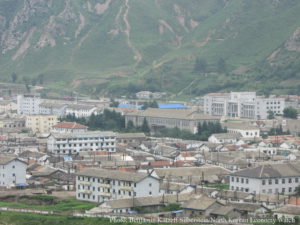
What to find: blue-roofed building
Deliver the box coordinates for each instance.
[158,104,187,109]
[118,103,143,110]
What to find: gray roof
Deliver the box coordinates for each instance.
[66,104,96,110]
[117,133,146,139]
[231,163,300,178]
[229,203,265,212]
[273,205,300,215]
[51,131,116,138]
[76,168,153,182]
[181,194,217,211]
[39,102,67,109]
[0,156,26,165]
[211,133,242,139]
[210,206,235,216]
[224,123,259,130]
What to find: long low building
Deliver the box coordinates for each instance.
[47,131,116,154]
[76,168,160,202]
[125,108,220,134]
[230,163,300,195]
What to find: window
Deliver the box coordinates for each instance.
[149,191,152,196]
[268,179,272,185]
[246,179,249,184]
[282,188,285,193]
[149,183,152,187]
[236,177,239,182]
[282,179,285,184]
[12,173,15,177]
[241,178,244,184]
[275,179,278,184]
[12,165,15,169]
[296,178,299,183]
[231,177,234,182]
[262,180,266,185]
[288,178,292,183]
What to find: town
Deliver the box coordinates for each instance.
[0,91,299,224]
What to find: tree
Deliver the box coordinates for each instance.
[217,57,227,73]
[194,58,207,73]
[37,74,44,85]
[11,72,18,83]
[109,99,119,107]
[283,107,298,119]
[140,118,150,133]
[267,110,275,119]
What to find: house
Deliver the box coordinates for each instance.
[0,100,17,113]
[210,206,242,219]
[26,114,58,134]
[47,131,116,155]
[273,205,300,220]
[51,121,88,133]
[225,123,260,138]
[0,155,27,187]
[229,163,300,195]
[208,133,242,144]
[76,168,160,202]
[228,202,269,218]
[159,182,195,195]
[181,194,223,218]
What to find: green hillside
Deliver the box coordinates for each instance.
[0,0,300,98]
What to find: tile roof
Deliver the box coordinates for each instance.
[52,122,87,129]
[76,168,152,182]
[181,194,217,210]
[231,163,300,178]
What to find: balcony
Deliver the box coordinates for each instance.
[119,186,133,191]
[79,190,92,194]
[99,192,112,197]
[98,183,111,188]
[78,181,91,186]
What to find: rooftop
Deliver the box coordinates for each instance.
[52,122,88,129]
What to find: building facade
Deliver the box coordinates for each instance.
[17,95,41,115]
[26,115,58,133]
[76,168,160,202]
[47,131,116,154]
[0,156,27,187]
[39,103,68,117]
[230,163,300,195]
[204,92,285,119]
[65,105,98,118]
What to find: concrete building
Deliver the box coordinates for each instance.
[208,133,242,144]
[17,95,41,115]
[51,122,88,133]
[65,104,98,118]
[204,92,285,119]
[47,131,116,155]
[0,101,17,113]
[125,108,220,134]
[26,115,58,134]
[39,102,67,117]
[0,156,27,187]
[230,163,300,195]
[225,123,260,138]
[76,168,160,202]
[0,118,25,129]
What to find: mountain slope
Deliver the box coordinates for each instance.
[0,0,300,97]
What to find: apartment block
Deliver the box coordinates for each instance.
[26,114,58,134]
[17,95,41,115]
[47,131,116,155]
[76,168,160,202]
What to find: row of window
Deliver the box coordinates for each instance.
[231,177,249,184]
[77,176,137,186]
[56,142,114,148]
[262,177,299,185]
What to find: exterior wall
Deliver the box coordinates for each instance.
[52,127,87,133]
[0,102,17,113]
[208,135,238,144]
[26,115,58,133]
[17,95,40,115]
[47,133,116,154]
[65,107,97,118]
[76,175,159,202]
[1,119,25,128]
[227,128,260,138]
[255,98,285,119]
[0,160,27,187]
[230,175,300,195]
[39,105,67,117]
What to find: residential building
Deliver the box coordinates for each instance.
[0,101,17,113]
[51,122,88,133]
[76,168,160,202]
[203,92,285,119]
[39,102,67,117]
[47,131,116,155]
[65,104,98,118]
[26,114,58,134]
[17,94,41,115]
[0,155,27,187]
[136,91,166,99]
[208,133,242,144]
[125,108,220,134]
[0,118,25,129]
[117,133,146,144]
[229,163,300,195]
[225,123,260,138]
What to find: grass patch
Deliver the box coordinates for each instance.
[204,184,229,190]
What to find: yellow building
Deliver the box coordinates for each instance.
[26,115,58,134]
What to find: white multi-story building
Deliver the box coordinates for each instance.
[229,163,300,195]
[0,156,27,187]
[47,131,116,155]
[17,95,41,115]
[204,92,285,119]
[226,124,260,138]
[65,104,98,118]
[76,168,160,202]
[39,103,68,117]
